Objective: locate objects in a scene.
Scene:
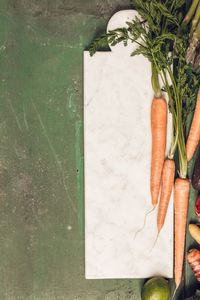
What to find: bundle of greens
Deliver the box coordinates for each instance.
[89,0,200,294]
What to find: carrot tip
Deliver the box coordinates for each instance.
[172,286,178,300]
[150,230,160,252]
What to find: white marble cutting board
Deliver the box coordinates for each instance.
[84,10,173,279]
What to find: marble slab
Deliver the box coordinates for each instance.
[84,10,173,279]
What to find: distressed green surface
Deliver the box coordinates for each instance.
[0,0,144,299]
[0,0,199,299]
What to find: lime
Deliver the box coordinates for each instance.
[141,277,171,300]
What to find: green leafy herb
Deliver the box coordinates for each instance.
[89,28,130,56]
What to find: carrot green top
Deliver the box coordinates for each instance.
[89,0,200,179]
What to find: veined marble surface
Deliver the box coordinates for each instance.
[84,10,173,279]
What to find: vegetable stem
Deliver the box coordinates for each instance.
[162,71,178,158]
[165,66,187,178]
[151,62,161,98]
[183,0,200,25]
[165,68,180,158]
[195,20,200,37]
[191,1,200,32]
[186,12,200,64]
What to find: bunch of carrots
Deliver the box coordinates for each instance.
[150,0,200,291]
[89,0,200,295]
[150,42,189,293]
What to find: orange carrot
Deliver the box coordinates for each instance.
[174,178,190,288]
[151,97,167,208]
[157,158,175,234]
[186,87,200,161]
[187,249,200,282]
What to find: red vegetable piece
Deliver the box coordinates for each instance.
[187,249,200,283]
[195,195,200,221]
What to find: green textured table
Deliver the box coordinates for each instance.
[0,0,198,299]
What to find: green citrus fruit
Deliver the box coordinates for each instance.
[141,277,171,300]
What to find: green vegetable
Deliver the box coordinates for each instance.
[141,277,170,300]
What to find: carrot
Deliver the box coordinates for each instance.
[174,178,190,288]
[186,86,200,162]
[133,96,167,241]
[157,158,175,234]
[151,97,167,208]
[187,249,200,282]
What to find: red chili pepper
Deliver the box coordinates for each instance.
[195,195,200,221]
